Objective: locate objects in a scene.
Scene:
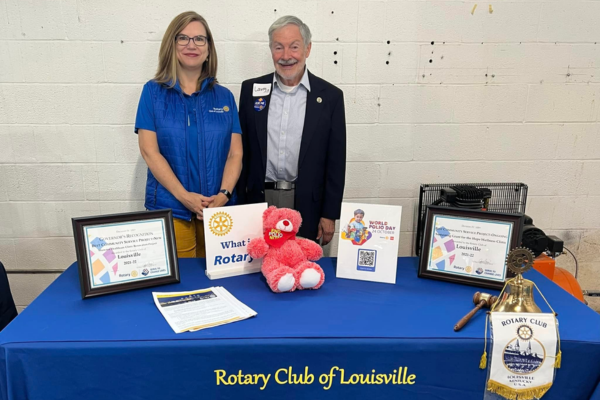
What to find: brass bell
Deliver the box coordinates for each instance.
[492,248,542,313]
[494,274,542,313]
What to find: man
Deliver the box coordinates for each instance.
[237,16,346,245]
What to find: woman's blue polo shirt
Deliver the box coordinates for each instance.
[134,78,241,221]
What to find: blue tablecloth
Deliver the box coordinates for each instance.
[1,258,599,400]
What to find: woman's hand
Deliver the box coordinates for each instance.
[181,192,214,220]
[207,193,229,208]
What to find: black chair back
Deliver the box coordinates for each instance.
[0,261,18,331]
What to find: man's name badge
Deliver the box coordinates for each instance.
[254,98,266,112]
[253,83,271,97]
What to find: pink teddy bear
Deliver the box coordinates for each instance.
[247,206,325,293]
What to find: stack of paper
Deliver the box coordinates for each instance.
[152,287,257,333]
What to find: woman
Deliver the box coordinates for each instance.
[135,12,243,258]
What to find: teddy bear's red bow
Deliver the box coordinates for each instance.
[264,228,296,248]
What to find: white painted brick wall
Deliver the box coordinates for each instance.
[527,85,600,122]
[1,0,599,311]
[13,238,76,271]
[7,273,61,306]
[0,240,16,270]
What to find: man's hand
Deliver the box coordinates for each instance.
[317,217,335,246]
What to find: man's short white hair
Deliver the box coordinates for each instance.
[268,15,312,48]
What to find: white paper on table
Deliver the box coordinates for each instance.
[152,287,257,333]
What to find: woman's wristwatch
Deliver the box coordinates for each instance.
[219,189,232,200]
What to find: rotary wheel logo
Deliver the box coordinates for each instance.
[517,325,533,340]
[209,211,233,236]
[131,270,138,278]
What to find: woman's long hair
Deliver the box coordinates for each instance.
[154,11,218,90]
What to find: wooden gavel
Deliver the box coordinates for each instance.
[454,292,498,332]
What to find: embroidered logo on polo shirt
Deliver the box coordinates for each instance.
[209,106,230,113]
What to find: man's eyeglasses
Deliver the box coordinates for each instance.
[176,35,208,47]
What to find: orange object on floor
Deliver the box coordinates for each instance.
[553,267,585,303]
[533,253,555,280]
[533,254,585,303]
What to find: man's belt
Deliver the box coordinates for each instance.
[265,181,296,190]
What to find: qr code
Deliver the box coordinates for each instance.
[357,249,377,271]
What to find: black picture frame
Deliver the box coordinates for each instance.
[418,206,523,290]
[72,210,179,299]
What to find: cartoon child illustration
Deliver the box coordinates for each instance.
[342,209,371,245]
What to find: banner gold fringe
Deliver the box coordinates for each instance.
[487,380,552,400]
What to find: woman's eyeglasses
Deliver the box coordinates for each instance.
[176,35,208,47]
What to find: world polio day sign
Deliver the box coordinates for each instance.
[203,203,268,279]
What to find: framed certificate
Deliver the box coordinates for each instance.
[72,210,179,299]
[418,206,523,290]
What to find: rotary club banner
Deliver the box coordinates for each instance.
[485,312,559,400]
[203,203,268,279]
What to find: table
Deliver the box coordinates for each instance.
[1,258,599,400]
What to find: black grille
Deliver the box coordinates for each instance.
[415,183,528,256]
